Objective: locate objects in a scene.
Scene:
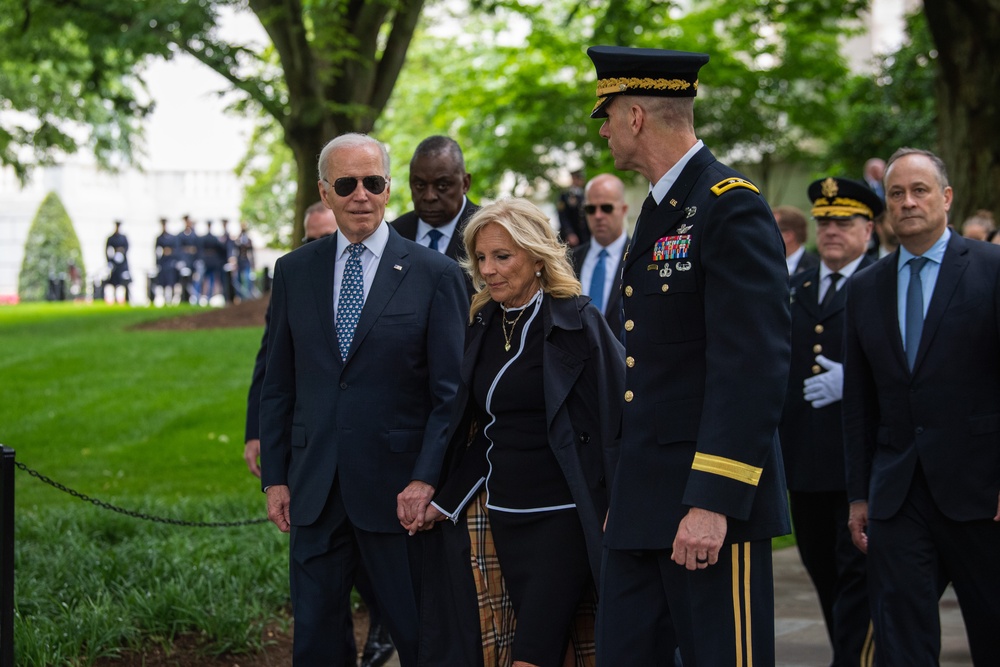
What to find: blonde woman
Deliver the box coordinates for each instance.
[427,198,624,667]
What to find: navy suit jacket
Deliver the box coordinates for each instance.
[792,250,820,275]
[259,225,468,532]
[605,145,791,549]
[392,200,478,296]
[571,238,629,333]
[779,256,873,492]
[844,233,1000,521]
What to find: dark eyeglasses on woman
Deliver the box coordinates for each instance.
[324,175,389,197]
[584,203,615,215]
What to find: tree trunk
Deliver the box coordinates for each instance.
[922,0,1000,227]
[286,121,331,248]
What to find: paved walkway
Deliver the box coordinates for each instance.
[380,546,972,666]
[773,545,971,666]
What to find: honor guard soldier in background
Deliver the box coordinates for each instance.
[105,220,131,304]
[176,215,202,304]
[587,46,791,666]
[780,178,882,667]
[199,220,227,305]
[233,221,258,301]
[154,217,180,306]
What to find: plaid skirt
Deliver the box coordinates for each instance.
[467,492,597,667]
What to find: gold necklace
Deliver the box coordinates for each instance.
[501,305,526,352]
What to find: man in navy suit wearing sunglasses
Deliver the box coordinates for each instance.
[259,133,468,666]
[572,173,631,333]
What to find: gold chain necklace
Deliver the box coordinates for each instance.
[501,305,527,352]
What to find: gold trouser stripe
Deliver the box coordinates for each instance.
[730,543,753,667]
[731,544,742,667]
[744,543,753,667]
[861,621,875,667]
[692,452,763,486]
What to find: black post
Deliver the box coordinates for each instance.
[0,447,13,667]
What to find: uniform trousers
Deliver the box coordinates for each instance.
[597,539,774,667]
[867,464,1000,666]
[789,489,873,667]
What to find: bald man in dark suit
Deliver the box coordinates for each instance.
[572,173,630,333]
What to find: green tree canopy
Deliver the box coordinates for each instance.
[824,10,937,178]
[18,192,86,302]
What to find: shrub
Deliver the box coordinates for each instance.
[17,192,86,302]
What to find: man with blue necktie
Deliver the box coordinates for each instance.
[259,133,468,666]
[572,173,630,333]
[843,147,1000,665]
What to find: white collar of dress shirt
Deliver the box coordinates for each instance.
[589,230,628,261]
[336,220,389,260]
[897,227,951,274]
[650,140,705,205]
[819,253,866,283]
[786,245,806,272]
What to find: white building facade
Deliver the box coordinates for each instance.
[0,160,243,304]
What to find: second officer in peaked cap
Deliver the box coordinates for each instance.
[588,44,792,667]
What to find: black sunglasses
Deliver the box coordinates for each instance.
[325,175,389,197]
[585,203,615,215]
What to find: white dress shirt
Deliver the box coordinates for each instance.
[333,221,389,312]
[817,253,866,304]
[786,246,806,275]
[416,197,467,254]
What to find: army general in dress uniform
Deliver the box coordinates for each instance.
[587,46,791,666]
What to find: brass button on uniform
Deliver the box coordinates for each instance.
[624,390,634,402]
[624,319,634,332]
[813,344,823,354]
[625,286,633,297]
[812,364,822,374]
[815,324,825,334]
[661,284,669,293]
[626,356,635,367]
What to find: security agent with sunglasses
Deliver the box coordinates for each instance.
[259,133,469,667]
[571,173,630,333]
[587,46,791,666]
[779,178,880,667]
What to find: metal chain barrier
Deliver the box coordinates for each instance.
[15,461,268,527]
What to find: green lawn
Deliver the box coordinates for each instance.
[1,302,288,666]
[1,302,264,507]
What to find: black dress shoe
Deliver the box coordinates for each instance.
[360,622,395,667]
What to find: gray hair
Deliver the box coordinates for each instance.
[317,133,391,181]
[885,147,949,190]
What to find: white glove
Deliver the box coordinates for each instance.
[803,355,843,408]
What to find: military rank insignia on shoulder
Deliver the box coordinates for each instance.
[710,178,760,196]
